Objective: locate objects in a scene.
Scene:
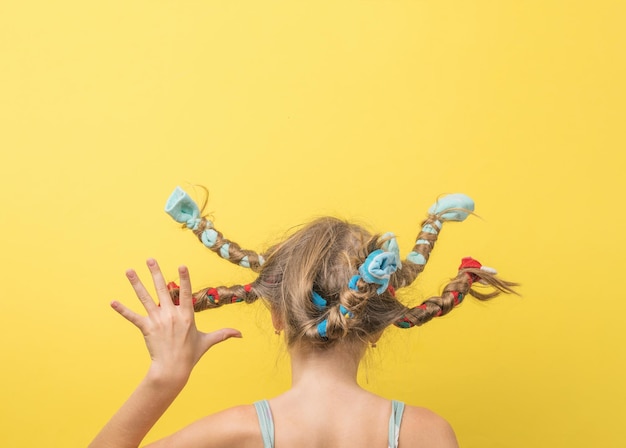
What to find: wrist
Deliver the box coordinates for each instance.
[145,364,190,391]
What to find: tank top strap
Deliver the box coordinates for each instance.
[254,400,275,448]
[388,400,406,448]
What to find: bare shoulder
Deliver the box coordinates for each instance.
[399,405,459,448]
[145,405,262,448]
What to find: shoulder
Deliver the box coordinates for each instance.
[399,405,459,448]
[145,405,262,448]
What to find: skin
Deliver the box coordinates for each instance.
[89,259,459,448]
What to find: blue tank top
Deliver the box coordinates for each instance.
[253,399,405,448]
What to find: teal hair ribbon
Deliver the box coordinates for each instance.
[381,233,402,269]
[238,255,266,268]
[312,291,329,338]
[428,194,474,221]
[201,228,218,247]
[406,251,426,265]
[165,186,212,230]
[164,186,264,269]
[358,249,399,294]
[219,243,230,259]
[405,194,474,268]
[338,305,353,319]
[312,291,327,308]
[317,320,329,339]
[348,275,360,291]
[312,291,352,339]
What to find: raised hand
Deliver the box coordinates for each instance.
[111,259,241,385]
[90,260,241,448]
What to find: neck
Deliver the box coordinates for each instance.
[288,343,365,391]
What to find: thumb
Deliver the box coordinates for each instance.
[202,328,243,350]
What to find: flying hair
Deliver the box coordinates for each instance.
[165,187,519,348]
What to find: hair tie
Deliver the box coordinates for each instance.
[165,186,211,230]
[311,291,353,339]
[394,256,500,328]
[206,287,220,304]
[355,248,400,294]
[312,291,327,308]
[348,275,360,291]
[164,281,197,306]
[406,194,474,266]
[428,194,475,221]
[165,186,265,270]
[380,232,402,269]
[458,256,498,286]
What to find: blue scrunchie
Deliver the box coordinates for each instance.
[358,249,399,294]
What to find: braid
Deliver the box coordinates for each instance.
[306,241,400,344]
[191,219,265,272]
[393,214,441,288]
[395,257,518,328]
[162,187,518,348]
[304,303,354,342]
[394,194,475,289]
[165,186,265,272]
[168,282,262,312]
[345,236,382,292]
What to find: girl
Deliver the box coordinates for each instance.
[90,188,517,448]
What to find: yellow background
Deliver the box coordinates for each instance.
[1,1,624,446]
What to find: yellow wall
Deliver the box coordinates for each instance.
[1,1,624,446]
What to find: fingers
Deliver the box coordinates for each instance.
[146,259,173,308]
[203,328,243,350]
[177,265,194,312]
[126,269,158,313]
[126,260,191,311]
[111,300,145,330]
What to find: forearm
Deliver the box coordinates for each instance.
[89,370,188,448]
[93,261,240,447]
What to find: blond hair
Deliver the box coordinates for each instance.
[166,189,518,349]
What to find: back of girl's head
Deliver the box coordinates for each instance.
[164,187,518,351]
[253,217,405,348]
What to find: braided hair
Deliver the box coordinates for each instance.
[165,187,518,348]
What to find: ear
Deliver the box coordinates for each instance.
[370,330,384,345]
[271,309,284,332]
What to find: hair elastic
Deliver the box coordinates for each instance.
[165,186,207,231]
[406,194,474,266]
[394,256,498,328]
[165,281,197,306]
[312,291,353,339]
[165,186,265,269]
[349,236,401,295]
